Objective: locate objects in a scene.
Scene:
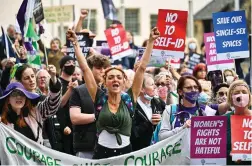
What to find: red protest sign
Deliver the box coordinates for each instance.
[153,9,188,59]
[231,115,252,155]
[104,25,132,61]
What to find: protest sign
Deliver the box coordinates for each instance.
[231,115,252,161]
[0,123,190,165]
[204,32,234,71]
[153,9,187,59]
[44,5,74,23]
[33,0,44,24]
[137,47,180,68]
[96,40,108,47]
[66,33,91,57]
[186,53,205,74]
[191,116,227,165]
[104,25,132,61]
[213,10,249,60]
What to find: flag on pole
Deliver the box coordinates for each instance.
[101,0,117,20]
[17,0,35,36]
[25,19,41,68]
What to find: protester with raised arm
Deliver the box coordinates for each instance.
[66,27,160,159]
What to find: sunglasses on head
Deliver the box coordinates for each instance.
[156,82,166,87]
[218,91,227,97]
[10,90,25,97]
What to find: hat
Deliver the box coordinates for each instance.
[0,82,40,100]
[59,56,75,69]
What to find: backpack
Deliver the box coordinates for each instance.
[150,104,177,145]
[95,91,134,119]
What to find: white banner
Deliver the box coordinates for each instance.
[0,123,190,165]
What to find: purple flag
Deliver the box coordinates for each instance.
[24,42,33,51]
[17,0,28,35]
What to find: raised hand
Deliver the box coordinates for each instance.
[66,29,78,42]
[80,9,88,19]
[47,65,57,84]
[149,27,160,42]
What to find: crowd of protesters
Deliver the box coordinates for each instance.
[0,10,251,165]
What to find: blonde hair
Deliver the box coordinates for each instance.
[184,38,201,54]
[227,80,251,107]
[223,69,236,77]
[154,72,171,84]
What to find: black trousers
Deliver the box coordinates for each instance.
[93,144,132,159]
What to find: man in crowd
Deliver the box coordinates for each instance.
[0,25,17,61]
[56,55,78,155]
[69,54,110,158]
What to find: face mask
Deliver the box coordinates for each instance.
[158,86,168,98]
[217,96,227,104]
[226,76,234,84]
[189,43,197,50]
[144,93,153,101]
[198,92,210,104]
[63,65,75,75]
[184,91,199,104]
[232,94,249,107]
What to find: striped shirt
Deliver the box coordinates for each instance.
[7,79,62,144]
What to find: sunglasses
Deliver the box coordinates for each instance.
[218,91,227,97]
[156,82,166,87]
[10,90,25,97]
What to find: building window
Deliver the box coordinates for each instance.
[82,9,97,33]
[150,14,158,29]
[58,26,69,43]
[125,9,140,35]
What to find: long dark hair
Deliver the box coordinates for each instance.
[15,64,34,82]
[177,75,203,124]
[1,98,33,127]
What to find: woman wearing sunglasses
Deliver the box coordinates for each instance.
[159,75,230,140]
[214,83,229,104]
[154,72,178,105]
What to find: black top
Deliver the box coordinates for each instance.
[69,84,97,152]
[57,77,72,131]
[131,97,166,151]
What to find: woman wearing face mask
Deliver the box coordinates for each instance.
[225,80,252,165]
[66,27,160,159]
[154,72,178,104]
[131,74,165,151]
[183,38,204,73]
[224,69,238,85]
[159,75,230,140]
